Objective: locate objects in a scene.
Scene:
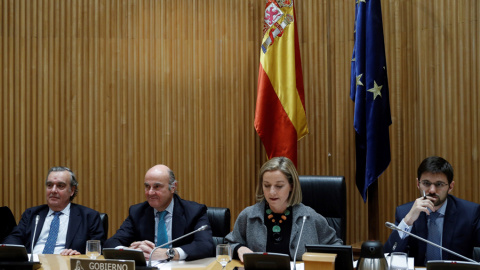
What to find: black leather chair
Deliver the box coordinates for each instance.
[99,213,108,237]
[0,206,17,243]
[473,247,480,262]
[207,207,231,246]
[299,175,347,243]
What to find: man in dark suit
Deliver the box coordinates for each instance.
[3,166,105,255]
[384,156,480,266]
[104,164,214,261]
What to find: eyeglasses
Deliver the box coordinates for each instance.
[420,180,449,188]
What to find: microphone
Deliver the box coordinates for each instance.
[148,224,209,267]
[292,216,307,270]
[30,215,40,261]
[385,222,478,263]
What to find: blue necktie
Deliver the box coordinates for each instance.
[426,212,442,262]
[43,212,61,254]
[156,211,168,247]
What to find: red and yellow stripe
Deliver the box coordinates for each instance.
[255,2,308,166]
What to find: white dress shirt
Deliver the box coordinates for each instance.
[32,203,71,254]
[154,199,187,260]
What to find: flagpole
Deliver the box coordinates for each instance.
[367,180,379,240]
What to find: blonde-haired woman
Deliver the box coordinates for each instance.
[225,156,342,262]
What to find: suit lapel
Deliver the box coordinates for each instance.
[171,195,186,239]
[442,197,457,258]
[144,205,155,242]
[66,204,79,248]
[252,201,267,251]
[289,207,301,248]
[414,212,428,260]
[34,208,49,246]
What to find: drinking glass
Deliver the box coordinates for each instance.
[216,244,232,269]
[389,252,408,270]
[86,240,101,259]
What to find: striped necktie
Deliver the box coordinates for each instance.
[43,212,61,254]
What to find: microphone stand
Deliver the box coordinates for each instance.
[292,216,307,270]
[148,225,209,267]
[385,222,478,263]
[30,215,40,262]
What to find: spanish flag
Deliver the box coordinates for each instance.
[254,0,308,166]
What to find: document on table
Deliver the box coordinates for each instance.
[28,254,39,262]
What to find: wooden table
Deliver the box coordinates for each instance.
[35,255,244,270]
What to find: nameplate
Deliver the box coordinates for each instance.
[70,258,135,270]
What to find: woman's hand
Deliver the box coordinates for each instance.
[237,246,253,263]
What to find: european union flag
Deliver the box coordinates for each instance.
[350,0,392,202]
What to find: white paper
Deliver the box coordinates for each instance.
[27,254,40,262]
[154,257,216,269]
[291,262,304,270]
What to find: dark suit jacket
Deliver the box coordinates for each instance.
[384,195,480,266]
[0,206,17,243]
[2,203,105,253]
[104,194,215,261]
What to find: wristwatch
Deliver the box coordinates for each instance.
[166,248,175,261]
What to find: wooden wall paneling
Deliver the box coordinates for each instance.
[0,1,9,208]
[33,0,41,206]
[381,0,415,239]
[471,0,480,203]
[24,0,31,208]
[116,0,128,236]
[462,0,470,196]
[1,0,479,244]
[379,0,393,241]
[0,0,4,210]
[9,0,15,211]
[13,0,21,213]
[470,0,479,203]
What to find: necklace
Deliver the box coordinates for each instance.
[266,206,291,242]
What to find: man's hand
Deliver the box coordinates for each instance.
[150,247,169,261]
[129,240,155,259]
[60,249,81,256]
[237,246,253,263]
[404,196,435,226]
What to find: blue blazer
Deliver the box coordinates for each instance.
[2,203,105,253]
[104,194,214,261]
[384,195,480,265]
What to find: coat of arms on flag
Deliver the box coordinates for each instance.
[261,1,294,53]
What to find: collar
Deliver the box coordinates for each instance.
[154,198,175,217]
[437,198,447,216]
[48,203,71,217]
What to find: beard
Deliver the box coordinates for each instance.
[427,194,447,207]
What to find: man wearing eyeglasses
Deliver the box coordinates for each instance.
[384,156,480,266]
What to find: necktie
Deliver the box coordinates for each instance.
[43,212,61,254]
[426,212,442,262]
[156,211,168,247]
